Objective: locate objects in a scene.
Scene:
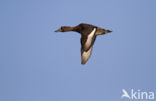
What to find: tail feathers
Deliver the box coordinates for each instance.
[107,30,112,33]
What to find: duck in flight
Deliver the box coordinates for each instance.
[55,23,112,64]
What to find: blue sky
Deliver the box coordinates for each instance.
[0,0,156,101]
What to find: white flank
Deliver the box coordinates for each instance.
[82,47,93,64]
[85,28,96,50]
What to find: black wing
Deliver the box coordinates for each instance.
[81,28,97,64]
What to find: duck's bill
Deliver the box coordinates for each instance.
[55,28,62,32]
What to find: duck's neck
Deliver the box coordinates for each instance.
[62,26,74,32]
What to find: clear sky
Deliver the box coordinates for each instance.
[0,0,156,101]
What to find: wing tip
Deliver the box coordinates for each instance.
[81,60,87,65]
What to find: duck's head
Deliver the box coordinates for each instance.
[55,26,73,32]
[55,27,63,32]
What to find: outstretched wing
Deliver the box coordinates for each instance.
[81,46,93,64]
[81,28,96,51]
[81,28,97,64]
